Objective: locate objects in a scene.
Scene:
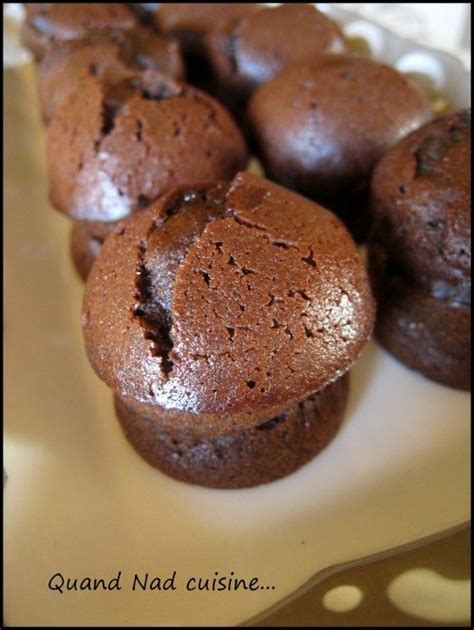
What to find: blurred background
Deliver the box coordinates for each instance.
[3,4,472,68]
[336,3,470,51]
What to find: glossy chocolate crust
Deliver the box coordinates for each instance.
[82,172,374,436]
[38,28,185,123]
[22,3,138,60]
[47,71,248,222]
[114,372,349,488]
[247,57,432,235]
[371,110,471,305]
[206,3,347,101]
[369,243,470,390]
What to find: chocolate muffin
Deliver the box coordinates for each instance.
[47,70,248,223]
[114,373,349,488]
[368,111,471,390]
[205,3,347,105]
[82,172,375,439]
[38,28,185,123]
[369,243,470,390]
[371,109,471,305]
[22,3,138,61]
[247,56,433,240]
[153,3,260,90]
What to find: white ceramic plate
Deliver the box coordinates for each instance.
[4,8,470,627]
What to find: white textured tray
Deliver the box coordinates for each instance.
[4,5,471,627]
[322,3,470,108]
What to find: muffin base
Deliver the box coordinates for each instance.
[369,244,471,390]
[114,373,349,489]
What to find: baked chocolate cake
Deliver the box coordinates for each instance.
[371,109,471,305]
[369,110,471,390]
[82,172,374,440]
[369,243,470,390]
[247,56,433,240]
[205,3,347,104]
[82,173,374,486]
[22,3,138,60]
[47,70,248,222]
[38,28,185,123]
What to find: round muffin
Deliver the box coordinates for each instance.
[47,70,248,222]
[371,109,471,305]
[38,28,185,123]
[114,372,349,488]
[247,56,433,240]
[22,3,138,61]
[205,3,347,104]
[369,243,470,390]
[82,172,375,437]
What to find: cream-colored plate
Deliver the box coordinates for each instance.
[4,42,470,630]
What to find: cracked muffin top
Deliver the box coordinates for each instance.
[38,27,185,123]
[205,3,347,100]
[47,70,248,222]
[153,3,261,55]
[22,3,138,60]
[370,109,471,305]
[247,56,432,199]
[82,172,374,433]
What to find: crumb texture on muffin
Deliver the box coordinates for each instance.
[83,172,374,432]
[47,72,248,221]
[38,28,185,122]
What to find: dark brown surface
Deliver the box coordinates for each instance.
[22,3,138,60]
[153,3,260,55]
[247,57,432,240]
[370,110,471,305]
[38,27,185,123]
[126,3,157,27]
[83,172,374,436]
[369,243,470,390]
[47,70,248,222]
[206,3,347,102]
[153,3,261,98]
[114,372,349,489]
